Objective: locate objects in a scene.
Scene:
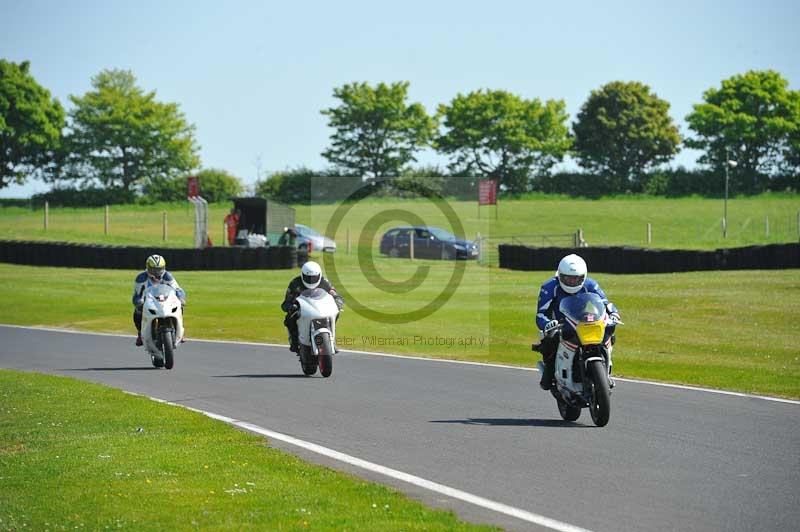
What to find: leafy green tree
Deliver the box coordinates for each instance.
[64,69,199,191]
[255,167,363,204]
[0,60,65,189]
[143,168,244,203]
[321,81,436,177]
[436,89,571,193]
[396,165,447,197]
[782,96,800,177]
[685,70,800,192]
[256,167,320,204]
[572,81,680,192]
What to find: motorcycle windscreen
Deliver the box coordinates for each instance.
[300,288,328,300]
[146,283,174,301]
[560,293,607,344]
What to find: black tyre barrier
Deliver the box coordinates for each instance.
[230,246,244,270]
[5,240,794,273]
[498,243,800,273]
[0,241,303,271]
[27,241,41,266]
[240,248,257,270]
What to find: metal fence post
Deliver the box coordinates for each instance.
[409,233,414,260]
[765,215,769,238]
[44,201,48,231]
[104,205,109,235]
[647,223,652,245]
[162,212,168,242]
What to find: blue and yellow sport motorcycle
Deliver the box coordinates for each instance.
[536,292,621,426]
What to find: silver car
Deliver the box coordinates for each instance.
[296,224,337,253]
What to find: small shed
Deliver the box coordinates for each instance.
[231,197,295,245]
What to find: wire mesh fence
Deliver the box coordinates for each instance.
[477,232,583,266]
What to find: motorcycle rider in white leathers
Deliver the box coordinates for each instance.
[132,254,186,346]
[281,261,344,353]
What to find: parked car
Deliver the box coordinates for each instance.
[296,224,337,253]
[379,226,478,260]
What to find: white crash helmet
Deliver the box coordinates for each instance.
[557,254,587,294]
[301,260,322,289]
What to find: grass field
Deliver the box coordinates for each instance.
[1,194,798,528]
[0,369,493,531]
[1,260,798,398]
[1,193,798,250]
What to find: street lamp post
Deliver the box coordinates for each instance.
[723,151,737,239]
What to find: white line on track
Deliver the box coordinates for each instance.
[151,397,591,532]
[2,323,798,405]
[129,394,590,529]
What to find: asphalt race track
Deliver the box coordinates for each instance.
[1,325,799,532]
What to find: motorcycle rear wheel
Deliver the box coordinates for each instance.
[587,361,611,426]
[299,346,317,376]
[552,389,581,421]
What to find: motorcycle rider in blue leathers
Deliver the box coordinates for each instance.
[535,254,620,390]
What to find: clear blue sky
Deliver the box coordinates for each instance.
[2,0,798,197]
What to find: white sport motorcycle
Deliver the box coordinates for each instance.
[535,292,621,427]
[141,283,184,370]
[294,288,339,377]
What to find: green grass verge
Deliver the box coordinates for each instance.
[0,369,494,531]
[0,261,798,398]
[1,193,798,249]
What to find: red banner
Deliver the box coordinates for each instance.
[478,179,497,205]
[187,176,199,198]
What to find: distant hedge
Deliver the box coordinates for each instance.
[533,169,799,197]
[31,187,136,207]
[9,168,797,208]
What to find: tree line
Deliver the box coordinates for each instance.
[1,59,798,206]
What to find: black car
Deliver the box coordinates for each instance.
[379,226,479,260]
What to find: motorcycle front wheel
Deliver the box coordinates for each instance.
[161,330,175,370]
[587,360,611,426]
[318,333,333,378]
[319,354,332,378]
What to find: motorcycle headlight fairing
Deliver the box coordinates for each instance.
[576,321,605,345]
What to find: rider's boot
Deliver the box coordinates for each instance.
[289,333,299,353]
[135,331,143,347]
[539,357,555,390]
